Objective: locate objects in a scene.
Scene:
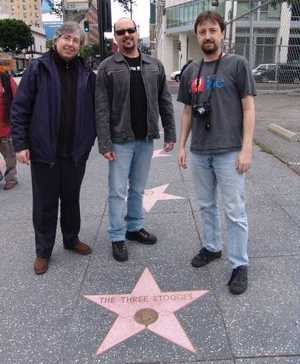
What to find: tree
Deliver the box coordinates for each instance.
[0,19,33,52]
[114,0,136,14]
[46,0,64,17]
[46,0,136,17]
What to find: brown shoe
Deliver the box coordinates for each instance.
[34,257,48,275]
[64,240,92,255]
[3,180,18,190]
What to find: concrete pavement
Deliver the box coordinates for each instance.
[0,96,299,363]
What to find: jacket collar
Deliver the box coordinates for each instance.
[114,51,152,64]
[38,51,89,74]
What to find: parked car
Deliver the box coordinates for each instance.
[253,63,300,83]
[170,70,181,82]
[252,64,276,82]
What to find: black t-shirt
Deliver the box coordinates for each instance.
[124,56,147,139]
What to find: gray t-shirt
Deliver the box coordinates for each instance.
[177,54,256,153]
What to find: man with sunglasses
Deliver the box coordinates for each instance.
[96,18,176,262]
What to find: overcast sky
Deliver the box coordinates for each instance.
[111,0,150,38]
[42,1,150,39]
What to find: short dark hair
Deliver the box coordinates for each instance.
[194,11,225,34]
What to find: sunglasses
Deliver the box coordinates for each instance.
[115,27,136,36]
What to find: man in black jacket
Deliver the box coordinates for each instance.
[11,22,96,274]
[96,18,176,262]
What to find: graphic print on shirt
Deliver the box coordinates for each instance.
[191,75,225,94]
[129,65,141,72]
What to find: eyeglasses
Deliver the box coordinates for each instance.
[115,27,136,36]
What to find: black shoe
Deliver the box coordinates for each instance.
[228,265,248,295]
[191,247,222,268]
[126,228,157,245]
[112,241,128,262]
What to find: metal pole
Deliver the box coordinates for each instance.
[97,0,105,60]
[249,0,254,69]
[130,0,133,19]
[228,0,234,52]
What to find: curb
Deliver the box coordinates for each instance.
[268,123,300,142]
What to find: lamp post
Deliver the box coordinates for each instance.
[96,0,105,60]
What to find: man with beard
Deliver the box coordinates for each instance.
[11,22,96,274]
[95,18,176,262]
[177,11,256,295]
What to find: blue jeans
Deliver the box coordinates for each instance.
[190,151,249,268]
[108,140,154,242]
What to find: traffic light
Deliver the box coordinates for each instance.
[83,20,89,32]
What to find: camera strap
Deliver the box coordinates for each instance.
[192,52,223,106]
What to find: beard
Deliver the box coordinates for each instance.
[121,37,136,51]
[201,41,219,55]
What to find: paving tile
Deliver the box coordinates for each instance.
[91,212,204,266]
[208,256,300,358]
[62,263,232,364]
[236,357,300,364]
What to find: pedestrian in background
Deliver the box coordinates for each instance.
[0,53,18,190]
[178,11,256,295]
[95,17,176,262]
[11,22,96,274]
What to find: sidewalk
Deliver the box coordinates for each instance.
[0,99,299,364]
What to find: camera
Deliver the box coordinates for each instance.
[192,101,211,117]
[192,101,212,130]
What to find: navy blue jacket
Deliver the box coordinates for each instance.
[11,52,96,164]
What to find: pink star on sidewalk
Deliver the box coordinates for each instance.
[152,148,172,159]
[84,268,208,355]
[143,184,185,212]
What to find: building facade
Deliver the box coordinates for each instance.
[0,0,10,19]
[155,0,300,79]
[9,0,43,29]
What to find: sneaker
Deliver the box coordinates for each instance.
[228,265,248,295]
[191,247,222,268]
[126,228,157,245]
[112,241,128,262]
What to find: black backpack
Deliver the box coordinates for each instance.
[1,72,13,123]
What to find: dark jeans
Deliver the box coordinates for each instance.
[0,137,17,183]
[30,157,87,259]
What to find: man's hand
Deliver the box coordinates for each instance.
[163,142,175,152]
[103,151,117,161]
[16,149,30,165]
[178,147,187,169]
[236,149,252,174]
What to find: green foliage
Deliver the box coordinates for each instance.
[0,19,33,52]
[80,44,100,58]
[46,39,54,50]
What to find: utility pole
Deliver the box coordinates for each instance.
[96,0,105,60]
[228,0,235,53]
[249,0,255,69]
[129,0,133,19]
